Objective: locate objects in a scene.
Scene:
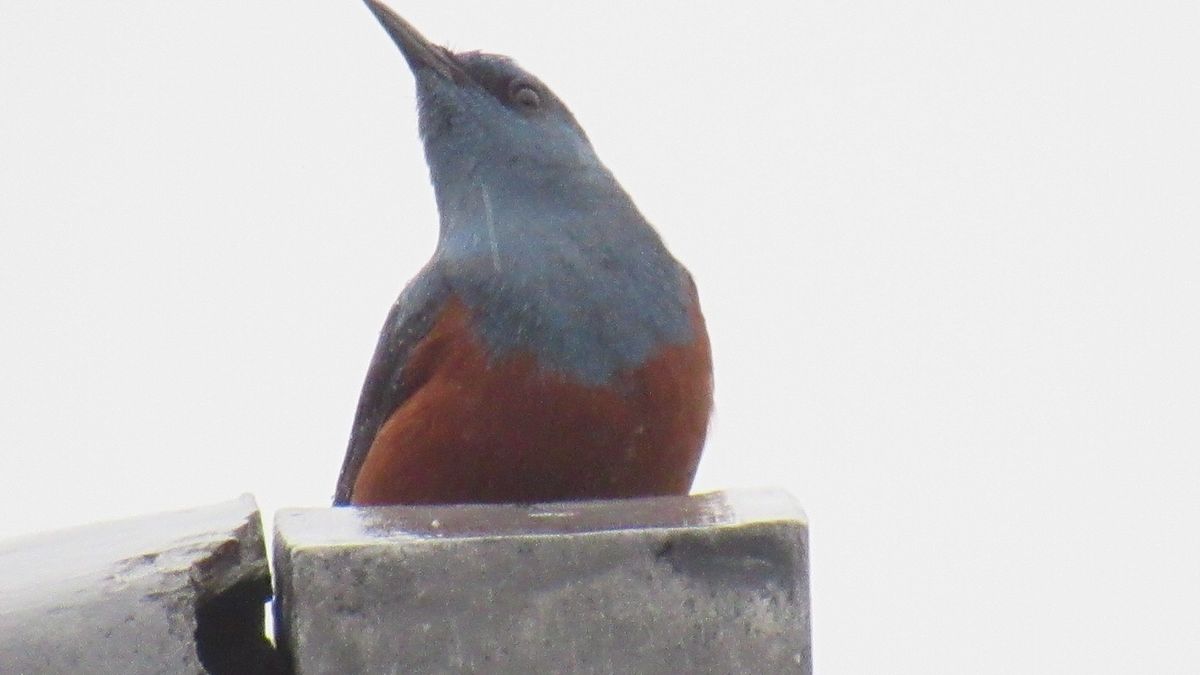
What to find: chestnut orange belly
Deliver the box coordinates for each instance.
[350,296,712,505]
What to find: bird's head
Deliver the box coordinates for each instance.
[364,1,601,193]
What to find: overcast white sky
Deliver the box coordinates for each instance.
[2,2,1198,673]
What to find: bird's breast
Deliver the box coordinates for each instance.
[440,247,696,386]
[350,293,712,505]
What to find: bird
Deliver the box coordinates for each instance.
[334,0,712,506]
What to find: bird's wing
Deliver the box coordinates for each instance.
[333,266,448,505]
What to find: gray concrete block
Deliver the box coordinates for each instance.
[274,489,810,674]
[0,494,280,674]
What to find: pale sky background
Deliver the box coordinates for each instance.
[2,2,1198,673]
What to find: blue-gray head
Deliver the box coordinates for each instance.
[364,1,614,224]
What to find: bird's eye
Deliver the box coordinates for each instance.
[509,82,541,110]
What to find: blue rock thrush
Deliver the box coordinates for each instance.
[334,0,713,506]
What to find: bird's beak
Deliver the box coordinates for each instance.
[363,0,468,84]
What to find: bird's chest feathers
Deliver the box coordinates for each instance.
[438,242,693,386]
[435,177,696,384]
